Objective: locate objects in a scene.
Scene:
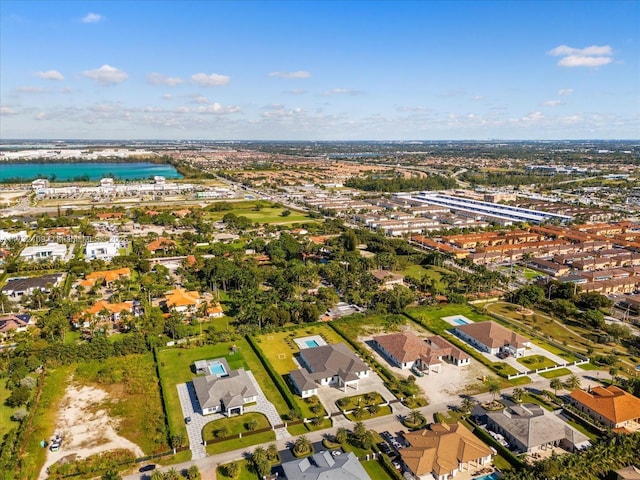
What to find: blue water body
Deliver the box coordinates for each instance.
[474,473,500,480]
[209,362,227,376]
[0,162,182,181]
[305,340,320,348]
[452,316,471,325]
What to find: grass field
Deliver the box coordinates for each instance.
[73,353,169,454]
[254,325,345,418]
[157,339,290,440]
[345,405,392,421]
[538,368,572,379]
[217,460,256,480]
[405,303,491,335]
[362,459,394,479]
[205,430,276,455]
[18,365,74,480]
[0,382,16,439]
[331,313,410,339]
[202,412,270,440]
[205,202,313,225]
[517,355,558,370]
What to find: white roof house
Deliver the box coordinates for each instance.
[20,243,67,262]
[0,230,28,242]
[85,241,119,261]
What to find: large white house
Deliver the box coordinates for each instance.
[20,243,67,262]
[85,241,119,261]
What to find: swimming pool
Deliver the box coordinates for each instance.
[452,316,471,325]
[209,362,227,376]
[473,473,499,480]
[305,340,320,348]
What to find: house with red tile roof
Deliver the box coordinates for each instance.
[373,332,441,373]
[163,288,201,313]
[146,237,177,255]
[80,267,130,288]
[569,385,640,431]
[454,321,531,357]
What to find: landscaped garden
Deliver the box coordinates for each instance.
[202,412,270,440]
[336,392,385,411]
[157,339,289,441]
[517,354,558,370]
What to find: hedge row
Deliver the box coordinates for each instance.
[245,334,301,419]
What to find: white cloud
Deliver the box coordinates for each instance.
[542,100,563,107]
[147,73,183,86]
[35,112,47,120]
[558,55,612,67]
[162,94,173,101]
[191,73,230,87]
[322,88,364,96]
[548,44,613,68]
[15,86,49,94]
[285,89,307,95]
[558,88,574,96]
[268,70,312,79]
[192,95,209,104]
[34,70,64,81]
[175,103,240,115]
[82,13,104,23]
[0,106,18,115]
[81,65,128,85]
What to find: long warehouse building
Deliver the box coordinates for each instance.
[397,192,573,225]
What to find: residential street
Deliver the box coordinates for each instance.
[123,366,600,480]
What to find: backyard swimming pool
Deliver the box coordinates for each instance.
[209,361,227,376]
[473,473,499,480]
[305,340,320,348]
[451,316,471,325]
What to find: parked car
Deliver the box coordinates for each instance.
[411,366,424,377]
[184,416,192,424]
[139,464,156,473]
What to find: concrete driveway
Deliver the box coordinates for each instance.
[314,372,396,415]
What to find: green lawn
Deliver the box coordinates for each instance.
[205,202,312,225]
[253,325,346,418]
[517,355,558,370]
[538,368,572,379]
[202,412,270,440]
[362,459,395,480]
[217,460,258,480]
[345,405,392,422]
[0,382,16,439]
[159,339,289,435]
[332,313,409,339]
[405,303,491,335]
[73,353,169,454]
[19,365,75,480]
[205,430,276,455]
[337,392,385,410]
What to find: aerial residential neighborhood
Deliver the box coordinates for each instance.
[1,1,639,480]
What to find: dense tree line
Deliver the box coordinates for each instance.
[344,173,456,192]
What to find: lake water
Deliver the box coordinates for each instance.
[0,162,182,182]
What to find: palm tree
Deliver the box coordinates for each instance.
[550,377,564,396]
[512,388,524,403]
[609,367,619,384]
[293,435,311,456]
[486,377,501,400]
[564,374,581,391]
[150,470,164,480]
[335,427,348,444]
[460,397,475,414]
[406,410,426,427]
[164,468,180,480]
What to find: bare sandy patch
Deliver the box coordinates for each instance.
[39,384,144,480]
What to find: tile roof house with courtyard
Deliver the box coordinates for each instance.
[192,358,258,416]
[289,343,370,398]
[454,321,531,357]
[486,403,590,454]
[569,385,640,431]
[146,237,176,255]
[163,288,201,313]
[1,274,63,300]
[373,332,442,373]
[80,268,130,288]
[400,422,494,480]
[280,451,371,480]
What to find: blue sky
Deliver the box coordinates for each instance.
[1,0,638,140]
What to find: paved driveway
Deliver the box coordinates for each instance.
[314,371,396,415]
[177,370,290,460]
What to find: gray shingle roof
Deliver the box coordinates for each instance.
[281,451,371,480]
[297,343,368,382]
[192,368,257,410]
